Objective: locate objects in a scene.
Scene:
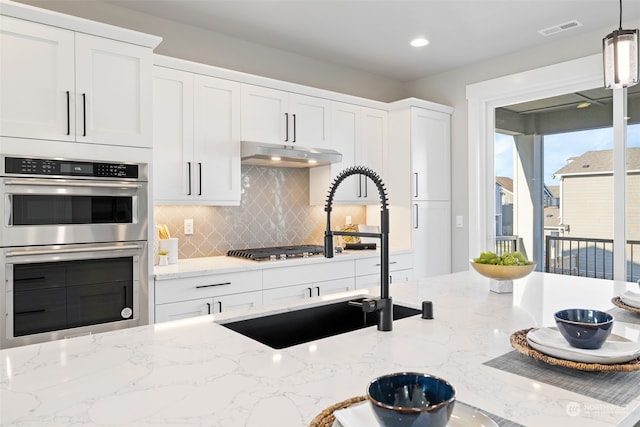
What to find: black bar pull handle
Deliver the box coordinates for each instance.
[206,302,211,315]
[414,172,419,198]
[66,91,70,135]
[82,93,86,136]
[195,282,231,289]
[307,287,312,298]
[198,162,202,195]
[414,204,419,229]
[218,301,222,313]
[292,113,296,143]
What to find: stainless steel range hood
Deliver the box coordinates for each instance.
[241,141,342,168]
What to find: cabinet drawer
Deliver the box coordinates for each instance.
[155,270,262,304]
[156,298,212,323]
[355,253,412,276]
[262,260,354,289]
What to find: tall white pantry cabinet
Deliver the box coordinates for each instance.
[388,101,453,279]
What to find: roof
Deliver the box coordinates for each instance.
[544,206,561,227]
[553,147,640,177]
[546,185,560,198]
[496,176,513,193]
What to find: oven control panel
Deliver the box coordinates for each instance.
[4,157,139,179]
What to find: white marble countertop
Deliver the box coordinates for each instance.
[154,249,412,280]
[2,271,640,426]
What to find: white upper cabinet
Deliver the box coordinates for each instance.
[240,84,331,148]
[74,33,153,147]
[411,108,451,201]
[309,103,387,205]
[0,16,154,148]
[0,16,75,141]
[153,67,193,203]
[153,67,241,205]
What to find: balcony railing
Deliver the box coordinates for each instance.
[495,235,519,255]
[544,236,640,282]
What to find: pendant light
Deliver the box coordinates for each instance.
[603,0,640,88]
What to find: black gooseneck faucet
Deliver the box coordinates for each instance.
[323,166,392,331]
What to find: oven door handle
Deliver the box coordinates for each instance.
[5,243,143,258]
[4,179,143,189]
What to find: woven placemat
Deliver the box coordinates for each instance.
[612,296,640,314]
[309,395,367,427]
[510,328,640,372]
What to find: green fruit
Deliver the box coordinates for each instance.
[474,251,528,266]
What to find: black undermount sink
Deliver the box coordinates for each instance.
[219,298,421,349]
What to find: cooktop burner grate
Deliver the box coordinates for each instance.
[227,245,325,261]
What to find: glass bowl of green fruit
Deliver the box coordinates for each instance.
[470,251,536,280]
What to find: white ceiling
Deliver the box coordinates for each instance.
[103,0,640,82]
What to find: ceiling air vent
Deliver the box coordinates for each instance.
[538,20,582,37]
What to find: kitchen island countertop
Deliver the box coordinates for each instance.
[2,270,640,426]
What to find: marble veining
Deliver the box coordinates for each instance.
[2,271,640,426]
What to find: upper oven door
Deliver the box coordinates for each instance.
[1,177,148,246]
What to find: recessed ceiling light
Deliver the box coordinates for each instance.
[410,38,429,47]
[576,102,591,109]
[271,156,281,161]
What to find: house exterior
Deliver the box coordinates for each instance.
[553,147,640,241]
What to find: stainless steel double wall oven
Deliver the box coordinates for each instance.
[1,155,149,348]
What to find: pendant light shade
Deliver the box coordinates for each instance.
[603,0,640,88]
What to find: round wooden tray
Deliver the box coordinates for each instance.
[612,296,640,313]
[510,328,640,372]
[309,395,367,427]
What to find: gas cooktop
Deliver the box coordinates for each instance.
[227,245,325,261]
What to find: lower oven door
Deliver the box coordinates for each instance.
[1,241,148,349]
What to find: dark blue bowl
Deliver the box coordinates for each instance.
[554,309,614,350]
[367,372,455,427]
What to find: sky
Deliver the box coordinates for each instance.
[495,124,640,186]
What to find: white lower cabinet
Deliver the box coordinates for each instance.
[412,201,451,278]
[262,260,355,304]
[155,291,262,323]
[354,253,413,289]
[154,270,262,322]
[263,278,354,305]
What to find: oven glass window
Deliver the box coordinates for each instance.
[13,257,134,336]
[11,195,133,225]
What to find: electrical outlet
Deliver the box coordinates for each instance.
[184,219,194,235]
[456,216,463,228]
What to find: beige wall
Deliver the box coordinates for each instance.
[17,0,640,271]
[562,175,614,240]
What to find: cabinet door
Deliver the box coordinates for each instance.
[241,84,288,144]
[331,102,361,202]
[360,107,387,203]
[263,284,312,305]
[412,201,451,278]
[155,298,213,323]
[153,67,194,203]
[213,291,262,314]
[289,93,332,149]
[316,277,354,296]
[193,75,241,205]
[75,33,153,147]
[411,108,451,201]
[0,17,75,141]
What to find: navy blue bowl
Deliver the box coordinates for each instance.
[367,372,455,427]
[554,309,614,350]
